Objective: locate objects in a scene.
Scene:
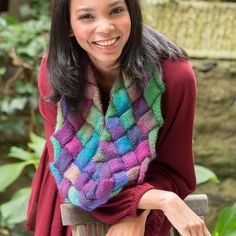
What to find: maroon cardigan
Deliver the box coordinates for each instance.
[26,55,197,236]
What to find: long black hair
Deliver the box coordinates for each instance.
[47,0,187,109]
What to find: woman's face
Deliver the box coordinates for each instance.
[70,0,131,67]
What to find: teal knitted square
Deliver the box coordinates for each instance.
[113,89,131,116]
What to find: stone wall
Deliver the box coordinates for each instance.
[143,1,236,59]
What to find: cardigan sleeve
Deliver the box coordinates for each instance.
[91,59,197,226]
[37,54,57,160]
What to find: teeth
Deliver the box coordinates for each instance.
[95,38,117,46]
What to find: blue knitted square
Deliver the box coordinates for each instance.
[113,171,128,189]
[106,117,125,141]
[127,126,146,146]
[114,135,133,155]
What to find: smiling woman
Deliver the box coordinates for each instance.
[26,0,210,236]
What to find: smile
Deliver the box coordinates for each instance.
[93,37,120,47]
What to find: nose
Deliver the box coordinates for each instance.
[96,19,115,34]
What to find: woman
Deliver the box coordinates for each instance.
[27,0,211,235]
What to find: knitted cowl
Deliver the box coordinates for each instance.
[50,63,165,211]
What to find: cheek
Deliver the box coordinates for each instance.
[120,17,131,38]
[72,24,91,46]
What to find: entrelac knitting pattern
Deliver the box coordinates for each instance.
[50,63,165,211]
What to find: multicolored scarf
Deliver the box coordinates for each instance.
[50,63,165,211]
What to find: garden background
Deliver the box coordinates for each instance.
[0,0,236,235]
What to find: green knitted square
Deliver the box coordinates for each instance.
[106,102,117,118]
[148,127,158,156]
[120,108,135,130]
[101,128,112,141]
[76,122,94,146]
[144,78,160,107]
[86,105,103,133]
[152,96,163,124]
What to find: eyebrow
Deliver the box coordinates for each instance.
[76,0,125,13]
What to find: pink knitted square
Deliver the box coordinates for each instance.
[137,111,157,135]
[135,140,151,163]
[65,136,83,157]
[122,151,138,170]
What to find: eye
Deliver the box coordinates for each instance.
[111,7,124,15]
[78,14,94,20]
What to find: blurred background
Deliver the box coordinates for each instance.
[0,0,235,235]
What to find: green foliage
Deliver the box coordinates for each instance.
[195,164,220,185]
[0,188,31,228]
[0,9,49,139]
[213,203,236,236]
[0,133,45,228]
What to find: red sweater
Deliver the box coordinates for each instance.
[26,55,197,236]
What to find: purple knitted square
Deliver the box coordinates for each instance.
[135,140,151,163]
[133,98,149,119]
[54,148,73,173]
[75,172,90,191]
[122,151,138,170]
[59,178,71,199]
[53,120,74,146]
[106,117,125,141]
[100,141,119,160]
[96,178,114,198]
[82,179,97,199]
[127,126,146,146]
[108,158,125,173]
[68,111,84,131]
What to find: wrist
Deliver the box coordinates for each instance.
[138,189,177,211]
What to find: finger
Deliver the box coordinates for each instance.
[180,225,192,236]
[202,225,211,236]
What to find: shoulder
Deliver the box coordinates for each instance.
[161,59,196,91]
[38,53,52,98]
[160,59,197,109]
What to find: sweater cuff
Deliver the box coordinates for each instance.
[129,183,155,217]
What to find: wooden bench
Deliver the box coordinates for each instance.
[60,194,209,236]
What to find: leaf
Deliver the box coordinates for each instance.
[0,187,31,226]
[1,97,28,115]
[0,67,6,75]
[195,164,220,185]
[0,163,26,192]
[28,133,45,157]
[213,203,236,236]
[8,146,33,161]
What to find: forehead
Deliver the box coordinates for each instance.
[70,0,126,7]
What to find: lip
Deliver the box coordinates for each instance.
[92,37,120,51]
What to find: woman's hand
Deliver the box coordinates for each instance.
[105,210,150,236]
[161,192,211,236]
[138,189,211,236]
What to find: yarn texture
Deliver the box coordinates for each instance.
[50,63,165,211]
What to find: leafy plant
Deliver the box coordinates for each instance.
[0,133,45,228]
[195,164,220,185]
[213,203,236,236]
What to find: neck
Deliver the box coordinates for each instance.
[90,60,120,93]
